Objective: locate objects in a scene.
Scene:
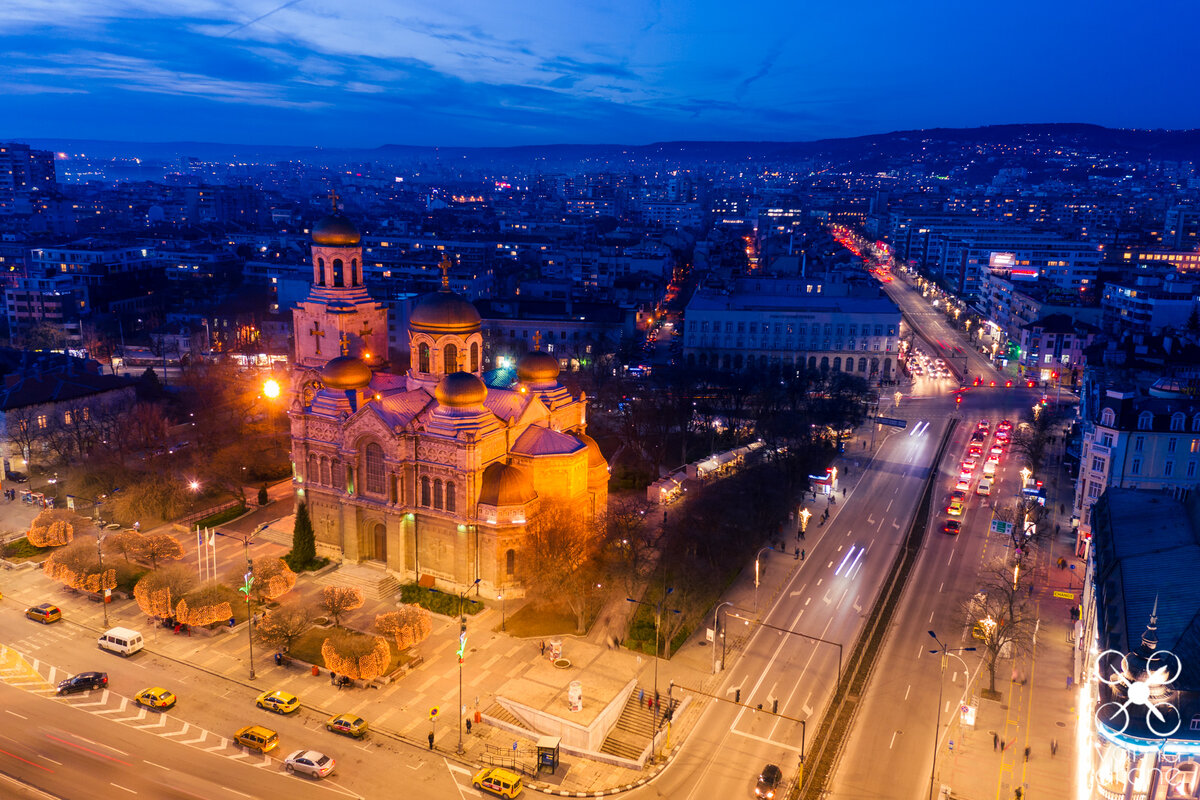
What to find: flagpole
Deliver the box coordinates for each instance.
[196,526,203,581]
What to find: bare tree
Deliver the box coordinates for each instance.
[134,564,197,619]
[601,498,661,597]
[103,530,146,562]
[961,559,1039,695]
[255,603,316,653]
[520,501,604,634]
[320,586,365,628]
[138,533,184,569]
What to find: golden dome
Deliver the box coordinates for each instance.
[517,351,560,384]
[479,462,537,506]
[312,214,361,246]
[410,291,481,334]
[322,355,372,390]
[435,371,487,407]
[576,432,607,469]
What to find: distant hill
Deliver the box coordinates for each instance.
[18,123,1200,164]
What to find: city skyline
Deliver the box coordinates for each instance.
[5,0,1200,148]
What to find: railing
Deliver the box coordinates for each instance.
[478,743,538,776]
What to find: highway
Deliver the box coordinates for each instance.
[828,393,1040,800]
[628,399,950,799]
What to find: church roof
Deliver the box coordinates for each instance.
[482,387,532,423]
[409,290,481,334]
[511,426,586,457]
[374,389,435,429]
[478,462,537,506]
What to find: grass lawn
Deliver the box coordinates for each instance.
[1,536,50,563]
[285,627,410,674]
[501,601,594,638]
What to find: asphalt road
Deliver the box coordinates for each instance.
[828,394,1036,800]
[0,607,475,800]
[882,276,1003,384]
[628,400,948,799]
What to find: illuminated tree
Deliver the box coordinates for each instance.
[103,530,146,562]
[134,564,197,619]
[42,539,116,594]
[28,509,93,548]
[375,606,433,651]
[320,586,364,628]
[138,533,184,569]
[175,583,233,627]
[255,604,315,653]
[250,557,296,601]
[321,630,390,681]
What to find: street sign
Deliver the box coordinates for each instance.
[705,627,714,643]
[990,519,1015,536]
[875,416,908,429]
[1053,590,1075,600]
[960,704,976,726]
[429,706,440,720]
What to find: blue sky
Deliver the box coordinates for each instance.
[3,0,1198,147]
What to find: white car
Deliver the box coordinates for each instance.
[976,479,992,496]
[284,750,335,779]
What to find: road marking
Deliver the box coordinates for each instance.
[109,783,136,794]
[917,646,923,659]
[904,684,911,701]
[729,728,804,752]
[39,756,61,765]
[802,692,814,717]
[867,515,876,526]
[939,582,945,593]
[5,710,27,719]
[133,714,169,730]
[203,738,228,752]
[96,698,129,715]
[852,595,863,613]
[929,611,935,623]
[886,499,893,512]
[890,730,900,748]
[181,732,209,745]
[162,723,190,737]
[144,761,169,770]
[805,598,811,606]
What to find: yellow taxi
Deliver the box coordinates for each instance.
[25,603,62,624]
[256,690,300,715]
[134,687,177,711]
[235,725,279,753]
[326,713,369,738]
[948,500,965,516]
[473,767,523,798]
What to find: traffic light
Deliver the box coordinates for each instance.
[956,395,962,405]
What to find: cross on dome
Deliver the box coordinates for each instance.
[439,255,452,289]
[328,187,340,211]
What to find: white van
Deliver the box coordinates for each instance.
[976,478,992,496]
[98,627,144,656]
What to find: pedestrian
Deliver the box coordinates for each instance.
[801,549,805,561]
[1024,745,1030,762]
[1001,739,1006,752]
[1015,789,1022,799]
[993,732,998,750]
[800,530,806,541]
[794,547,799,560]
[639,688,645,705]
[1028,583,1034,597]
[1050,738,1057,757]
[330,670,336,685]
[428,731,434,750]
[1067,676,1074,690]
[647,697,653,711]
[1055,523,1061,536]
[842,488,847,498]
[540,640,546,657]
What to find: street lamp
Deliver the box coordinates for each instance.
[498,592,505,632]
[627,588,679,730]
[263,378,282,457]
[712,601,734,674]
[927,631,976,800]
[455,578,480,754]
[754,546,775,612]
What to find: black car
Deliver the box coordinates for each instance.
[57,671,108,695]
[754,764,783,798]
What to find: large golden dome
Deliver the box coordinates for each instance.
[435,371,487,407]
[312,214,361,246]
[479,462,537,506]
[410,291,481,334]
[517,351,560,384]
[322,355,372,390]
[576,432,607,469]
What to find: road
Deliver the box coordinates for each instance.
[0,607,474,800]
[628,400,950,799]
[828,393,1040,800]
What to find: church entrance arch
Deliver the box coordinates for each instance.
[370,522,386,563]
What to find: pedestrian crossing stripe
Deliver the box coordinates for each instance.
[0,645,53,691]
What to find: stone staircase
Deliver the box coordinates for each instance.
[598,686,655,762]
[316,562,400,600]
[482,702,531,731]
[253,517,295,547]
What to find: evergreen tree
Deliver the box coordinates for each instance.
[289,502,316,570]
[257,484,269,506]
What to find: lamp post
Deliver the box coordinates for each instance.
[238,521,270,681]
[627,588,679,730]
[498,592,506,632]
[927,631,976,800]
[712,601,733,674]
[727,607,844,685]
[455,578,480,754]
[754,546,775,613]
[263,378,281,458]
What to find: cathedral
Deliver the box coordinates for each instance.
[288,211,608,598]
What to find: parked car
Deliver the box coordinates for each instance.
[25,604,62,624]
[755,764,783,799]
[256,690,300,714]
[325,713,369,738]
[284,749,335,779]
[473,767,524,798]
[56,672,108,695]
[234,725,279,753]
[134,687,177,710]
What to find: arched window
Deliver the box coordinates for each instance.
[859,357,868,373]
[505,549,515,577]
[351,258,358,286]
[1138,411,1154,430]
[470,342,479,373]
[1101,408,1116,427]
[332,258,344,287]
[833,357,842,371]
[307,454,318,485]
[321,458,331,486]
[365,443,385,495]
[820,356,830,371]
[418,343,430,373]
[444,344,458,374]
[420,477,431,507]
[883,358,892,375]
[1193,414,1200,432]
[445,481,456,512]
[1172,413,1185,432]
[433,479,444,510]
[333,459,344,491]
[317,258,325,285]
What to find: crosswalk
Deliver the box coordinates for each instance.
[0,644,274,770]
